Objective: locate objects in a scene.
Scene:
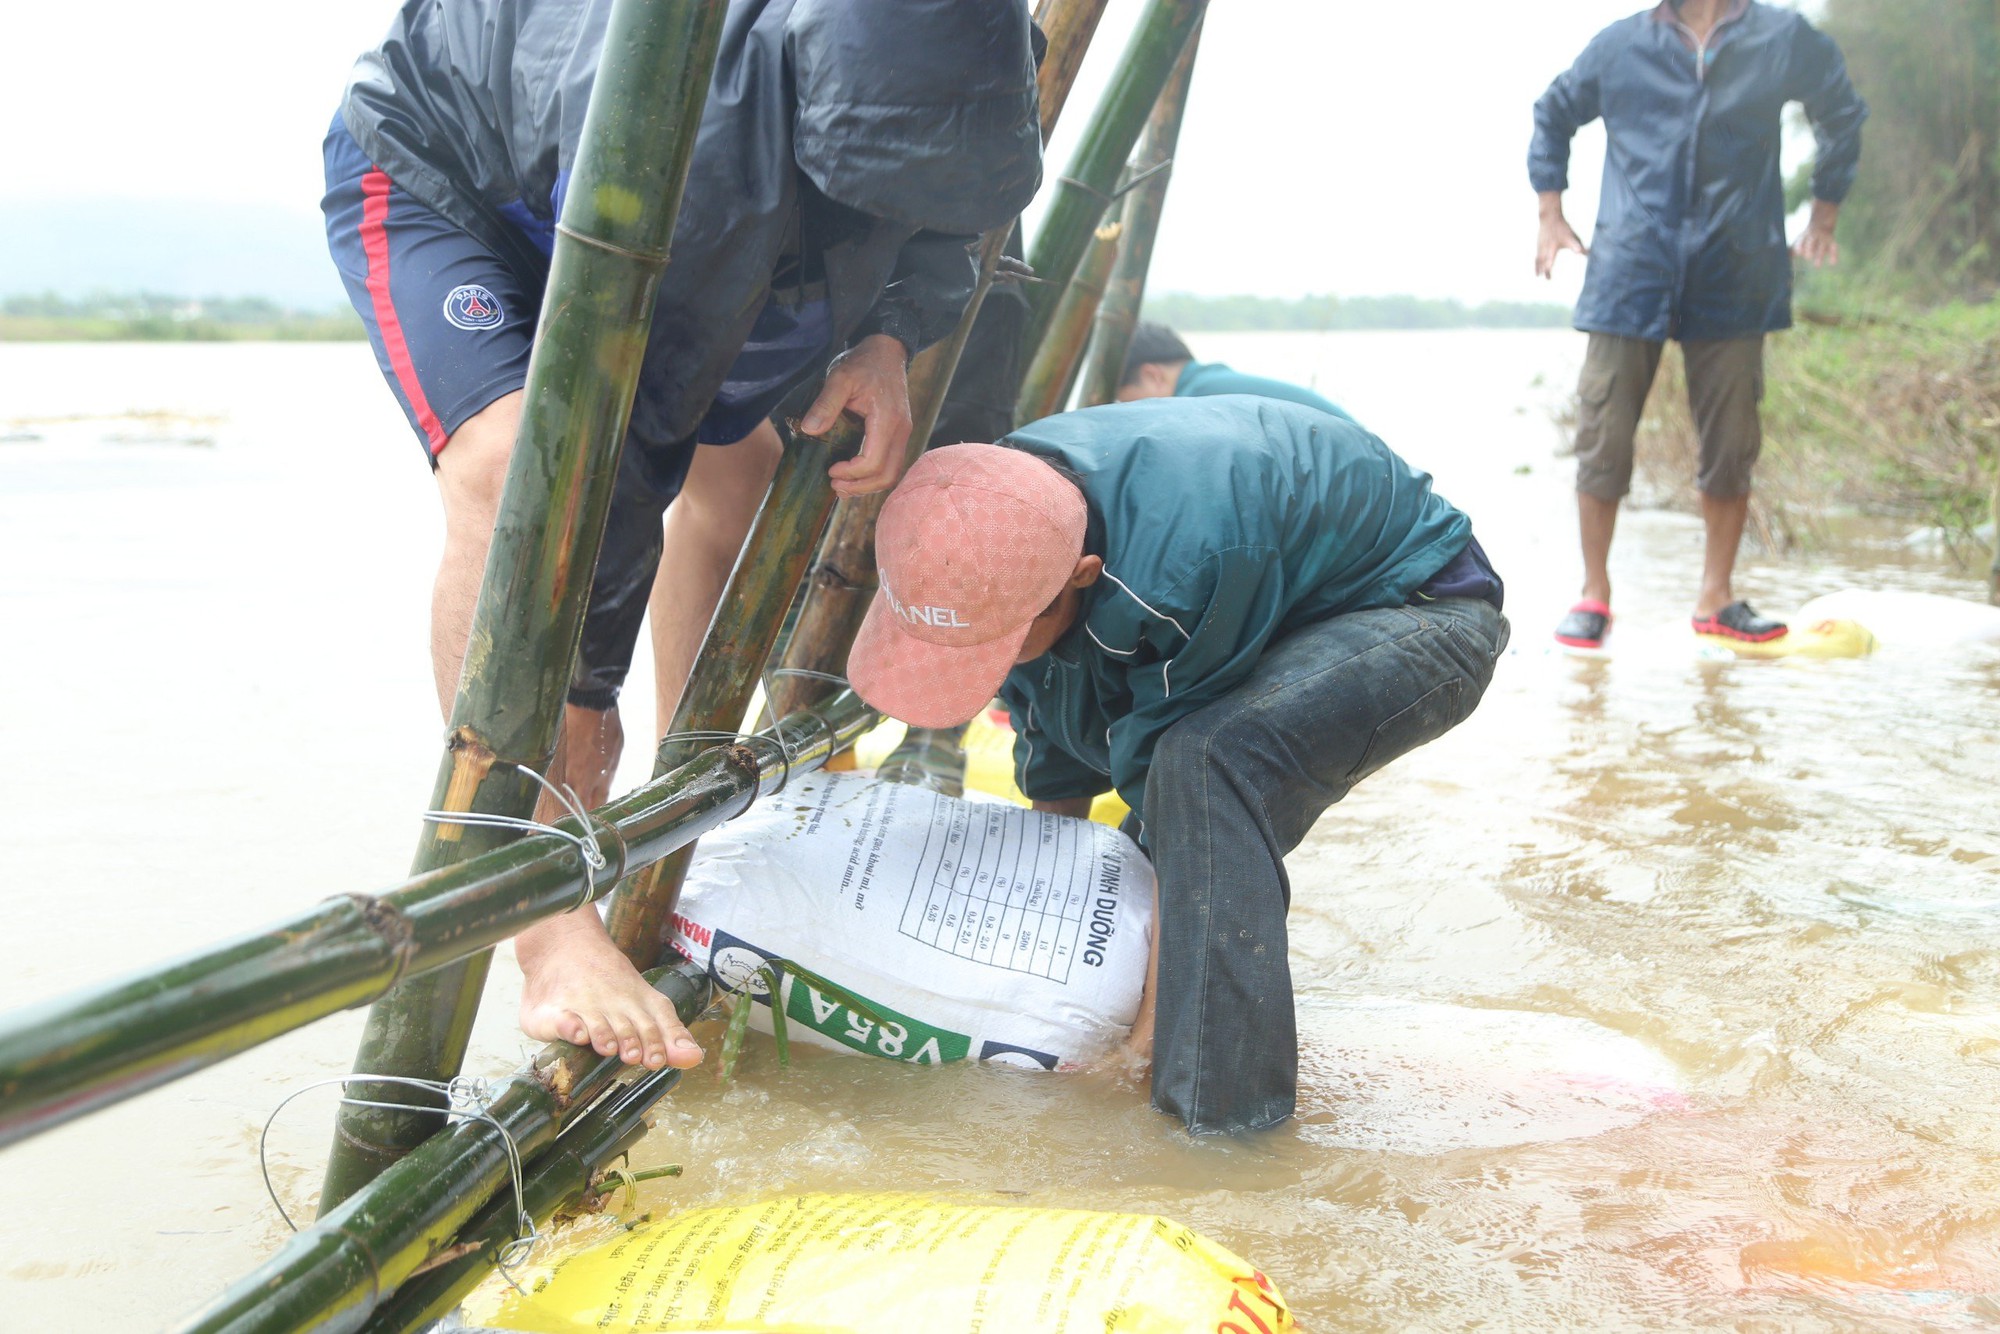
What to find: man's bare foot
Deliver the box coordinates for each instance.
[515,909,704,1070]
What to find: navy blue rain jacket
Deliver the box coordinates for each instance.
[1529,1,1866,342]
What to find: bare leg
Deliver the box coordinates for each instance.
[432,392,520,714]
[514,420,778,1070]
[431,391,697,1069]
[1577,492,1620,606]
[647,419,784,732]
[1696,491,1751,619]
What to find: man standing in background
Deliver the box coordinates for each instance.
[1113,322,1357,423]
[1532,0,1865,650]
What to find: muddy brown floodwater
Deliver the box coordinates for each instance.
[2,334,1997,1330]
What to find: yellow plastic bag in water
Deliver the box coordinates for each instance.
[1694,617,1876,661]
[462,1193,1292,1334]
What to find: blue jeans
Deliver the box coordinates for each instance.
[1144,597,1508,1133]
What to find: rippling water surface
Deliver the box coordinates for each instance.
[3,334,1996,1330]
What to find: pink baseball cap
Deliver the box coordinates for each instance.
[848,444,1088,728]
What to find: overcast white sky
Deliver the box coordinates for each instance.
[0,0,1817,305]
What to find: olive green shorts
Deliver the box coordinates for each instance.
[1572,332,1764,500]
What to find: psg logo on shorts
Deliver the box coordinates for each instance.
[443,284,506,331]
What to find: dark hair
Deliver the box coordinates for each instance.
[997,441,1084,488]
[1118,322,1193,386]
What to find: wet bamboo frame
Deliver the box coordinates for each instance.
[763,0,1114,722]
[359,1035,699,1333]
[601,414,862,966]
[173,964,710,1334]
[1017,221,1124,423]
[760,234,1009,723]
[1018,0,1208,363]
[319,0,729,1210]
[1076,20,1203,408]
[0,692,876,1152]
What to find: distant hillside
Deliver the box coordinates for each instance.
[0,199,1579,339]
[0,198,348,307]
[1144,292,1572,332]
[0,293,361,342]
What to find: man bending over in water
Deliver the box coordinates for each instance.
[849,396,1507,1133]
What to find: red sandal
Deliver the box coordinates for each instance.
[1554,599,1613,649]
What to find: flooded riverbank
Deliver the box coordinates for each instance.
[3,333,1996,1329]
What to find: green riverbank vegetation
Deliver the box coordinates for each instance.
[1632,299,1998,553]
[0,293,363,342]
[1629,0,2000,587]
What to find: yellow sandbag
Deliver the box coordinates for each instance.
[842,717,905,772]
[464,1193,1292,1334]
[965,707,1132,828]
[1694,617,1876,660]
[842,708,1131,828]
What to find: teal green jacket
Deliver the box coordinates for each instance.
[1176,360,1356,425]
[998,395,1470,827]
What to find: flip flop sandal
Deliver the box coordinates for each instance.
[1691,600,1788,643]
[1554,599,1612,649]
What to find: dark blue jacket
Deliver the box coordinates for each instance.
[997,397,1472,828]
[1529,1,1866,342]
[344,0,1042,438]
[341,0,1043,709]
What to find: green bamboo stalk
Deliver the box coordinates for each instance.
[358,1048,695,1334]
[765,4,1122,724]
[1018,0,1207,361]
[1017,221,1123,423]
[319,0,728,1211]
[1033,0,1114,134]
[171,963,709,1334]
[1076,20,1202,408]
[761,233,1009,723]
[0,692,875,1152]
[601,414,862,967]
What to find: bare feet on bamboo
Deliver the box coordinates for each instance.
[515,908,704,1070]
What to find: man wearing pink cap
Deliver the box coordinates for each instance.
[850,395,1508,1134]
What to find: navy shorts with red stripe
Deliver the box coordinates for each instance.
[322,119,541,463]
[321,115,836,710]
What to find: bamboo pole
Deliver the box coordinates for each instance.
[601,414,861,967]
[1076,21,1202,408]
[317,0,728,1210]
[1018,0,1207,362]
[359,1040,695,1334]
[0,693,875,1152]
[1017,221,1123,423]
[172,964,710,1334]
[763,2,1111,722]
[1033,0,1113,132]
[761,236,1007,723]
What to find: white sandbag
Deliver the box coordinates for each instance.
[671,771,1154,1070]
